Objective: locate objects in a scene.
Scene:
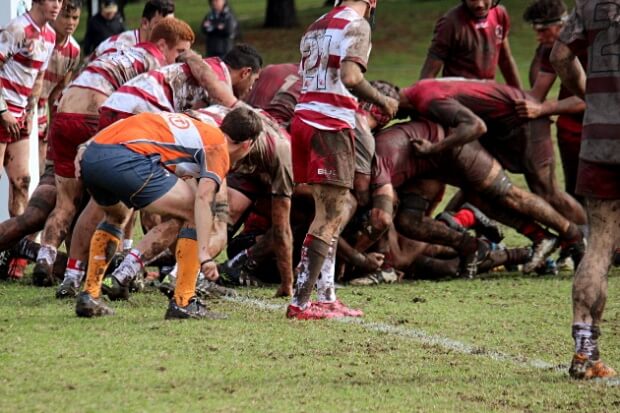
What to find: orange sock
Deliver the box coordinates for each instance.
[83,222,122,298]
[173,228,200,307]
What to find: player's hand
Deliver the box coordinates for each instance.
[381,96,399,119]
[200,260,219,281]
[360,252,385,272]
[176,49,201,64]
[1,111,20,139]
[411,137,435,156]
[515,99,542,119]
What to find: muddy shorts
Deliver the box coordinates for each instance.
[47,112,100,178]
[98,107,134,131]
[576,159,620,200]
[81,143,178,209]
[446,141,496,190]
[290,116,355,188]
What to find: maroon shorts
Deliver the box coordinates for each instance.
[98,107,134,131]
[0,114,28,144]
[48,112,100,178]
[38,116,48,141]
[557,127,581,196]
[290,116,355,188]
[576,159,620,200]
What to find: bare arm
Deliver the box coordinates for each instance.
[498,38,522,89]
[341,60,399,118]
[412,108,487,155]
[419,55,443,79]
[551,40,586,99]
[271,196,294,297]
[516,95,585,119]
[180,50,238,107]
[207,179,229,258]
[196,178,219,280]
[529,71,556,102]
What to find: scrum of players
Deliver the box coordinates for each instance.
[0,0,616,379]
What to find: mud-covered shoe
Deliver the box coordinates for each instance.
[55,278,80,299]
[0,249,13,280]
[314,300,364,317]
[7,258,27,279]
[165,296,227,320]
[158,273,176,299]
[75,292,114,318]
[349,268,399,286]
[32,260,54,287]
[569,353,617,380]
[461,203,504,244]
[459,239,491,279]
[286,304,339,320]
[523,237,557,274]
[101,275,130,301]
[196,277,238,298]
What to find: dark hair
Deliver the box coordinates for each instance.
[223,44,263,74]
[63,0,83,12]
[523,0,567,24]
[220,107,263,143]
[143,0,175,20]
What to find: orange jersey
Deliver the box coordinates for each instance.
[94,112,229,185]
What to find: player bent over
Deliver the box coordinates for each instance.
[75,108,261,319]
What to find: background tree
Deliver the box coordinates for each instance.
[265,0,298,28]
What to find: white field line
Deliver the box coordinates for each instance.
[225,296,620,387]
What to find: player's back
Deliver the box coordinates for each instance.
[245,63,299,109]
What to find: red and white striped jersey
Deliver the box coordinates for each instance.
[101,57,232,115]
[38,35,81,124]
[0,12,56,118]
[295,6,372,130]
[92,29,140,58]
[70,43,166,97]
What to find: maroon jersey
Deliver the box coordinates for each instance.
[536,44,586,135]
[245,63,298,109]
[559,0,620,164]
[372,120,446,189]
[402,78,527,135]
[428,4,510,80]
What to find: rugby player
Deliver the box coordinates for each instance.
[32,18,195,287]
[551,0,620,379]
[420,0,521,88]
[88,0,175,59]
[287,0,399,320]
[75,108,262,318]
[0,0,59,228]
[2,0,81,279]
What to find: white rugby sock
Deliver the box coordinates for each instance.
[36,245,57,265]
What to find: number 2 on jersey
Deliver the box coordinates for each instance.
[300,33,332,91]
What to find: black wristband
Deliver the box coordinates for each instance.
[200,258,214,267]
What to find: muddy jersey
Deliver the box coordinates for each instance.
[70,43,165,97]
[428,4,510,80]
[38,35,81,126]
[101,57,232,115]
[0,12,55,118]
[245,63,299,109]
[189,104,294,197]
[92,29,140,58]
[94,111,229,183]
[295,5,372,130]
[372,119,446,189]
[559,0,620,164]
[402,78,527,135]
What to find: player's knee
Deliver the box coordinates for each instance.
[481,170,512,201]
[10,174,31,194]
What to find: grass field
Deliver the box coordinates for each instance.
[4,0,620,412]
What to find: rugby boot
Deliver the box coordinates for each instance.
[477,246,531,274]
[458,238,490,279]
[32,260,55,287]
[523,237,557,274]
[55,277,80,299]
[349,268,399,286]
[569,353,617,380]
[535,257,559,276]
[461,203,504,244]
[0,249,13,280]
[196,277,238,299]
[286,304,339,320]
[314,300,364,317]
[217,250,260,287]
[75,292,114,318]
[165,296,227,320]
[101,275,130,301]
[129,271,145,293]
[7,258,27,280]
[158,273,176,299]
